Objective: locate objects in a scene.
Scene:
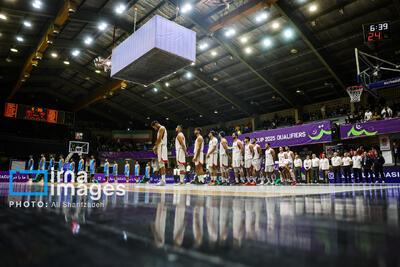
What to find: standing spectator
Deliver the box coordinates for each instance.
[320,154,330,183]
[342,153,352,183]
[311,154,320,184]
[357,146,364,156]
[304,155,312,184]
[373,151,385,184]
[372,111,381,121]
[381,105,393,119]
[364,109,373,121]
[393,141,399,166]
[352,152,363,183]
[331,152,342,183]
[293,153,303,183]
[361,152,373,183]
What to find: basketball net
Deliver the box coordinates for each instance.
[346,85,364,103]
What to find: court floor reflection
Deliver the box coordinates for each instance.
[1,184,400,266]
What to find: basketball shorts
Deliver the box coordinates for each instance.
[265,164,274,173]
[157,145,168,164]
[176,149,186,167]
[244,159,252,169]
[232,155,241,168]
[194,153,204,166]
[220,154,229,170]
[206,154,218,168]
[252,158,261,171]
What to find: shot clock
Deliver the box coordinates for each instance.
[363,21,391,42]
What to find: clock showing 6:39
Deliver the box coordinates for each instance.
[363,21,391,42]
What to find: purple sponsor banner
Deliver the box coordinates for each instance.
[93,174,141,183]
[340,118,400,139]
[225,121,332,148]
[100,121,332,159]
[0,171,29,182]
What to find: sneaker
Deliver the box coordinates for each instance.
[178,182,185,186]
[260,180,264,185]
[156,180,166,186]
[245,182,251,186]
[382,181,385,184]
[251,182,257,186]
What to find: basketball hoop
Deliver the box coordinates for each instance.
[346,85,364,103]
[94,56,112,72]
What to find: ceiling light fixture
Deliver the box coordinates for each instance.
[199,43,208,50]
[84,36,93,45]
[283,28,294,39]
[95,69,101,73]
[211,51,217,57]
[263,38,273,47]
[16,36,24,42]
[98,22,108,31]
[165,82,170,87]
[224,28,236,37]
[10,47,18,53]
[71,49,80,57]
[63,60,70,65]
[51,52,58,58]
[240,37,248,44]
[309,4,317,12]
[185,71,193,79]
[115,3,126,14]
[272,22,280,29]
[181,3,192,13]
[32,0,42,9]
[153,87,158,92]
[255,12,268,23]
[244,47,252,54]
[23,21,32,27]
[0,13,7,20]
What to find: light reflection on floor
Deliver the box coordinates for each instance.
[1,183,399,267]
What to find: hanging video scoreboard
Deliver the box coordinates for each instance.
[4,103,74,125]
[363,21,391,42]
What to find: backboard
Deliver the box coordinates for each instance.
[69,141,89,155]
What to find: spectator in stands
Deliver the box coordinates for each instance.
[381,105,393,119]
[394,141,399,166]
[372,111,381,121]
[364,109,373,121]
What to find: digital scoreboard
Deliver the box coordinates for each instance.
[363,21,390,42]
[4,103,74,125]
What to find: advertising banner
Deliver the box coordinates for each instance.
[340,118,400,140]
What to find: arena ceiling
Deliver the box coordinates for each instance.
[0,0,399,129]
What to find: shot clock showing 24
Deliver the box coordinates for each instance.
[362,21,391,42]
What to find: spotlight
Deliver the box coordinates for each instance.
[98,22,108,31]
[71,49,80,57]
[181,3,192,13]
[244,47,252,54]
[185,71,193,79]
[199,43,209,50]
[51,52,58,58]
[0,13,7,20]
[309,5,317,12]
[63,60,70,65]
[240,37,248,44]
[10,48,18,53]
[224,28,236,37]
[115,3,126,14]
[95,69,101,73]
[32,0,42,9]
[16,36,24,42]
[165,82,170,87]
[166,117,169,120]
[191,62,195,66]
[84,36,93,45]
[23,21,32,28]
[255,12,268,23]
[263,38,273,47]
[214,110,218,114]
[283,28,294,39]
[272,22,280,29]
[153,87,158,92]
[211,51,217,57]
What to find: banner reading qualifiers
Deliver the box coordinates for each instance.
[99,121,332,159]
[340,118,400,140]
[225,120,332,148]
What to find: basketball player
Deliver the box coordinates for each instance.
[243,137,255,185]
[151,121,168,186]
[192,127,205,184]
[175,125,188,185]
[104,158,109,183]
[124,160,130,183]
[39,154,46,171]
[264,143,275,184]
[219,131,230,186]
[89,156,95,182]
[49,155,55,172]
[134,161,140,183]
[113,161,118,183]
[206,130,218,186]
[251,138,262,184]
[58,155,64,182]
[78,155,85,173]
[144,162,151,183]
[232,132,244,185]
[28,155,34,170]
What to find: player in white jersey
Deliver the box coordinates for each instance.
[232,132,244,185]
[206,130,218,186]
[151,121,168,186]
[264,143,276,184]
[192,127,206,184]
[251,138,262,184]
[175,125,188,185]
[244,137,255,185]
[219,131,230,186]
